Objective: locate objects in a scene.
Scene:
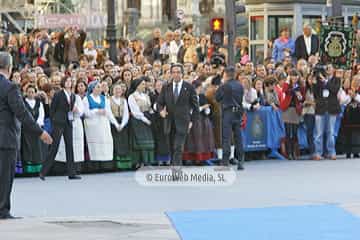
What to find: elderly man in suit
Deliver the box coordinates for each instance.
[0,52,52,219]
[295,24,320,61]
[157,64,199,175]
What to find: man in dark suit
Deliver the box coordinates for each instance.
[157,64,199,172]
[0,52,53,219]
[40,76,81,180]
[295,24,320,61]
[216,66,245,170]
[312,64,341,161]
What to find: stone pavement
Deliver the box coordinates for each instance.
[2,158,360,239]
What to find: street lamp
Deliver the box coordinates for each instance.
[107,0,117,63]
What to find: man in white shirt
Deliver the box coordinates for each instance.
[169,30,183,64]
[295,24,319,61]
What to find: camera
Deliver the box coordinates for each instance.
[210,52,225,67]
[312,64,327,79]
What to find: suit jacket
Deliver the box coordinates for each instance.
[295,34,319,60]
[313,76,341,115]
[157,80,200,135]
[50,90,76,126]
[0,74,43,150]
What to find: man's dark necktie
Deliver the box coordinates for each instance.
[174,83,179,102]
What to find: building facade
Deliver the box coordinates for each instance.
[245,0,360,62]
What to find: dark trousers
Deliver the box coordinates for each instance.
[222,110,243,165]
[0,149,16,217]
[169,122,186,166]
[304,114,315,154]
[41,123,76,177]
[285,123,299,140]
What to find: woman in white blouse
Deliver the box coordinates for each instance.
[110,83,131,169]
[128,77,155,167]
[83,80,121,168]
[21,85,45,172]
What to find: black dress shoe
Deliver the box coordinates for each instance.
[346,153,352,159]
[68,175,82,180]
[39,174,45,181]
[237,163,244,171]
[354,154,360,158]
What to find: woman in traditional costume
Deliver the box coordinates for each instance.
[110,83,132,169]
[128,77,155,167]
[150,80,171,165]
[83,80,121,170]
[21,85,45,173]
[183,80,215,164]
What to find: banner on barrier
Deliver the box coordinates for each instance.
[243,110,267,151]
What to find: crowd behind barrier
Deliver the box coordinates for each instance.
[0,24,359,176]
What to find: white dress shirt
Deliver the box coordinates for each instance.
[128,91,151,125]
[304,35,312,56]
[169,40,183,63]
[82,94,120,129]
[25,98,45,127]
[111,96,130,129]
[173,80,183,97]
[63,89,71,104]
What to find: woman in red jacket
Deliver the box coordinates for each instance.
[280,69,305,160]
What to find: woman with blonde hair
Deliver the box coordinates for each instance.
[110,83,131,169]
[183,35,199,65]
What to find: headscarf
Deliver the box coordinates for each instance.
[87,80,100,96]
[127,76,149,97]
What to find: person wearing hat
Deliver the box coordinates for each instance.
[215,66,245,170]
[128,76,155,167]
[82,79,121,169]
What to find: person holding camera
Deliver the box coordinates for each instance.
[280,69,305,160]
[312,64,341,160]
[59,26,86,66]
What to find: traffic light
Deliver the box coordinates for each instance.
[210,18,224,46]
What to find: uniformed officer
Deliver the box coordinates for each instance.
[215,66,245,170]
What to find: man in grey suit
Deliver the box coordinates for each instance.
[0,52,53,220]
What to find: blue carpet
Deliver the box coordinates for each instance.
[166,205,360,240]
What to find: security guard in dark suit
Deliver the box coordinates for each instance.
[215,66,245,170]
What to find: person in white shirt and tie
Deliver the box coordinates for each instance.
[157,64,199,173]
[40,76,81,180]
[295,24,320,61]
